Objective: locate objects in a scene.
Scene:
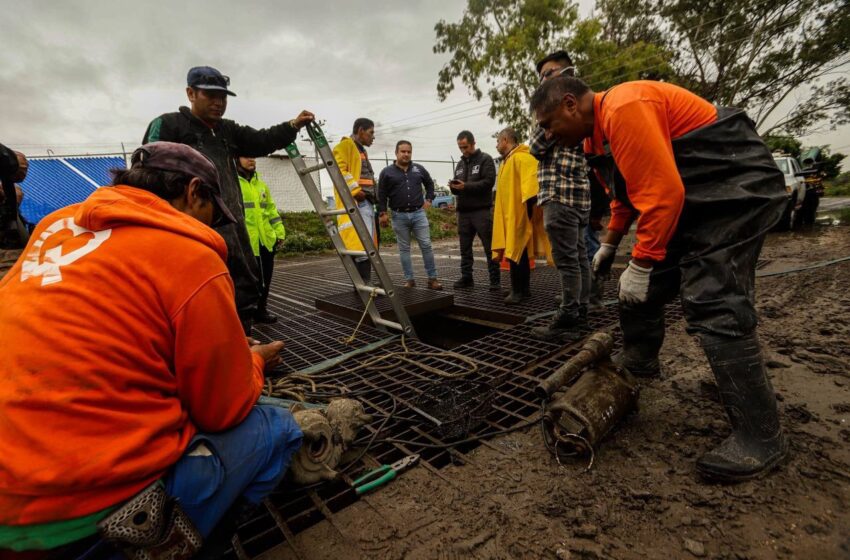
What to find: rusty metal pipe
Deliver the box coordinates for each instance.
[535,332,614,399]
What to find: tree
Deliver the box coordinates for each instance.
[594,0,850,136]
[817,148,847,180]
[763,135,802,158]
[433,0,671,132]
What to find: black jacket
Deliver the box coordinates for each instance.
[451,149,496,212]
[143,107,298,322]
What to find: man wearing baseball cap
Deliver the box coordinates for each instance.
[0,141,302,557]
[144,65,315,333]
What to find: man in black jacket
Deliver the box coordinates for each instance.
[451,130,500,290]
[0,143,28,250]
[143,66,314,332]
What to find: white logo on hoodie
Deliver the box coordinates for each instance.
[21,217,112,286]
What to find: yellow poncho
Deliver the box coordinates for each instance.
[332,136,376,251]
[491,144,552,264]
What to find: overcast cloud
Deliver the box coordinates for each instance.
[2,0,847,177]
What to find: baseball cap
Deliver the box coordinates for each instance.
[187,66,236,96]
[131,141,237,225]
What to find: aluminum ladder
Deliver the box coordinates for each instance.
[285,122,417,338]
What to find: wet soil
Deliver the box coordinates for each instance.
[265,225,848,560]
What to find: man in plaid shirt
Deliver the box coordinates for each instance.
[530,50,592,341]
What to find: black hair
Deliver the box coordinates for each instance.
[352,118,375,135]
[395,140,412,152]
[499,128,519,145]
[110,167,213,202]
[456,130,475,144]
[530,76,592,114]
[535,50,574,74]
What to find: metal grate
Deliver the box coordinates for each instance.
[252,312,392,374]
[315,286,454,323]
[229,256,687,557]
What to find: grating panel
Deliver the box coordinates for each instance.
[315,286,454,324]
[252,312,392,374]
[228,254,689,558]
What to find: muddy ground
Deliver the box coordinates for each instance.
[267,224,850,560]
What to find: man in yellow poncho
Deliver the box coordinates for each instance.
[332,118,378,285]
[238,157,286,324]
[491,128,551,304]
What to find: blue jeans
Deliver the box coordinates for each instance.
[585,223,600,263]
[391,209,437,280]
[164,405,302,537]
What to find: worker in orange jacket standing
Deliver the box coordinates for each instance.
[531,78,788,482]
[0,142,302,557]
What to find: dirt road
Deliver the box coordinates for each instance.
[267,224,850,560]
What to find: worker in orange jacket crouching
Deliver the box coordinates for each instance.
[0,142,302,558]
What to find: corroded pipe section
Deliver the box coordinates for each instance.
[535,332,614,399]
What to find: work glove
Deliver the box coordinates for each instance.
[618,261,653,304]
[592,243,617,275]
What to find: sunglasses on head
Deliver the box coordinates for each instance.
[194,74,230,87]
[540,66,576,82]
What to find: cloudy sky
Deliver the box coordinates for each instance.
[1,0,847,181]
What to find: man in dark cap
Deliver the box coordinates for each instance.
[144,66,315,332]
[0,141,302,557]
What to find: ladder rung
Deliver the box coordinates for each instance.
[340,249,368,257]
[299,163,327,175]
[354,285,387,296]
[320,208,348,217]
[374,317,404,331]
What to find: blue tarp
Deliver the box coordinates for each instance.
[18,156,126,225]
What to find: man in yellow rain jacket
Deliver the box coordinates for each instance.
[492,128,551,304]
[238,157,286,324]
[333,118,378,284]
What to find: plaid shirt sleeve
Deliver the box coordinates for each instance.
[536,144,590,211]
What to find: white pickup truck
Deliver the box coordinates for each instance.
[772,154,807,230]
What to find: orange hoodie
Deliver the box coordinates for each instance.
[0,186,266,525]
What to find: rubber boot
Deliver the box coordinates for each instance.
[696,332,788,482]
[521,259,532,298]
[504,263,525,304]
[612,301,664,378]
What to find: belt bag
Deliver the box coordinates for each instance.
[97,481,202,560]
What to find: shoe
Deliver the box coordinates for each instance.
[530,307,585,341]
[504,290,528,305]
[612,350,660,378]
[589,294,605,311]
[489,282,502,292]
[254,308,278,324]
[427,278,443,291]
[403,279,416,288]
[453,277,474,289]
[695,333,788,482]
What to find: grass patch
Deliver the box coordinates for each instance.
[824,172,850,197]
[277,208,459,256]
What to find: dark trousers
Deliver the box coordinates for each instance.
[619,223,768,364]
[542,202,589,314]
[256,245,275,313]
[457,208,500,284]
[509,250,530,294]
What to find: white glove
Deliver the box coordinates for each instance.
[592,243,617,275]
[618,261,653,304]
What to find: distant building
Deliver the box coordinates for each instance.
[17,152,328,227]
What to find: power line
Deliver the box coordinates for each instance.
[375,103,493,135]
[379,99,483,127]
